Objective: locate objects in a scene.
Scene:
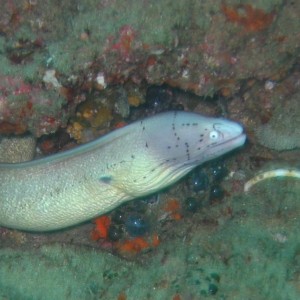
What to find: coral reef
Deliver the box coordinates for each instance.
[221,3,275,32]
[0,75,71,137]
[0,0,299,136]
[0,0,299,299]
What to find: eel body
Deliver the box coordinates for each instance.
[0,111,246,231]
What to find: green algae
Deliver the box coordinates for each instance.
[0,177,299,299]
[256,91,300,151]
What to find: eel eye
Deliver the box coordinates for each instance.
[209,130,219,140]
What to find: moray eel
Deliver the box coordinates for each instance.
[0,111,246,231]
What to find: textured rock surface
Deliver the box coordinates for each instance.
[256,91,300,150]
[0,178,299,299]
[0,2,299,298]
[0,0,299,135]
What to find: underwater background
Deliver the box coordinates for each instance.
[0,0,299,299]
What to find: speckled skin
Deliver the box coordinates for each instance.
[0,111,246,231]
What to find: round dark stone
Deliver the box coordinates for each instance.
[208,283,218,295]
[107,225,123,242]
[184,197,200,213]
[211,163,228,181]
[125,214,150,237]
[210,185,224,200]
[145,85,174,112]
[189,169,209,192]
[111,210,126,224]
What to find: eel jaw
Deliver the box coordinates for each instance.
[203,119,246,160]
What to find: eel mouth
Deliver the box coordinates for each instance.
[209,132,247,155]
[226,132,247,149]
[211,121,246,151]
